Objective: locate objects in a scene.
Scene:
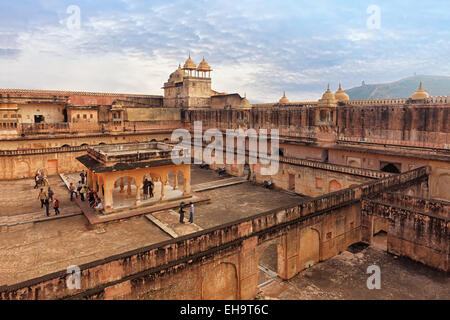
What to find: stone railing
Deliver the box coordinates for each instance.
[186,140,393,179]
[20,123,71,135]
[123,120,181,132]
[0,145,88,156]
[369,192,450,218]
[337,135,450,151]
[279,156,392,179]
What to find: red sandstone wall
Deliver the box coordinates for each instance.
[361,196,449,271]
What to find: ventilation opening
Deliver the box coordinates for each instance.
[380,162,401,173]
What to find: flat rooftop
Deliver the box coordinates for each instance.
[78,142,189,173]
[88,142,174,163]
[257,243,450,300]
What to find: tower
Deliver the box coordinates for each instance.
[163,54,212,109]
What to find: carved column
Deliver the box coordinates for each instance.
[127,177,132,197]
[103,181,114,213]
[182,165,191,196]
[160,176,167,200]
[120,177,125,193]
[135,181,142,206]
[173,172,178,190]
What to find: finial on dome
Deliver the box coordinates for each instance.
[279,91,290,104]
[411,81,429,100]
[335,82,349,102]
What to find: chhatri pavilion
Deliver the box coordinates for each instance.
[77,142,191,213]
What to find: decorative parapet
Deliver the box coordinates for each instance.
[279,156,392,179]
[345,96,450,106]
[0,145,88,156]
[0,88,160,98]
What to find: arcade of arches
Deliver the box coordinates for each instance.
[86,164,190,213]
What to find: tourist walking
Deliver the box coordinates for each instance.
[77,181,82,194]
[179,202,185,224]
[69,182,77,201]
[34,174,40,189]
[44,196,50,217]
[47,186,54,202]
[53,197,60,215]
[80,171,85,184]
[38,188,47,208]
[189,202,194,223]
[80,183,87,201]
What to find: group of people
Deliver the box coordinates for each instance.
[88,189,104,212]
[69,179,104,212]
[178,201,194,224]
[33,171,48,189]
[142,178,154,200]
[37,186,60,217]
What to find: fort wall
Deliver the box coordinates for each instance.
[361,193,449,271]
[0,166,429,299]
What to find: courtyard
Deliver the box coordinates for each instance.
[0,166,303,285]
[257,244,450,300]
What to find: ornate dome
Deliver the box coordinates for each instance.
[279,91,290,104]
[411,82,430,100]
[168,64,186,83]
[239,95,252,109]
[334,83,349,102]
[318,84,337,107]
[197,57,212,72]
[183,54,196,70]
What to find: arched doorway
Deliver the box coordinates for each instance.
[112,176,136,208]
[202,263,238,300]
[298,228,320,270]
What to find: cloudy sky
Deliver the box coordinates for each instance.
[0,0,449,102]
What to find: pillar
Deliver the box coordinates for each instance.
[120,177,125,193]
[103,182,114,213]
[182,166,191,196]
[87,170,94,190]
[173,172,178,190]
[93,174,98,192]
[160,176,167,200]
[127,177,132,197]
[135,181,142,206]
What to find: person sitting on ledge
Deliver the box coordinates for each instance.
[200,161,209,169]
[263,180,274,189]
[94,198,104,212]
